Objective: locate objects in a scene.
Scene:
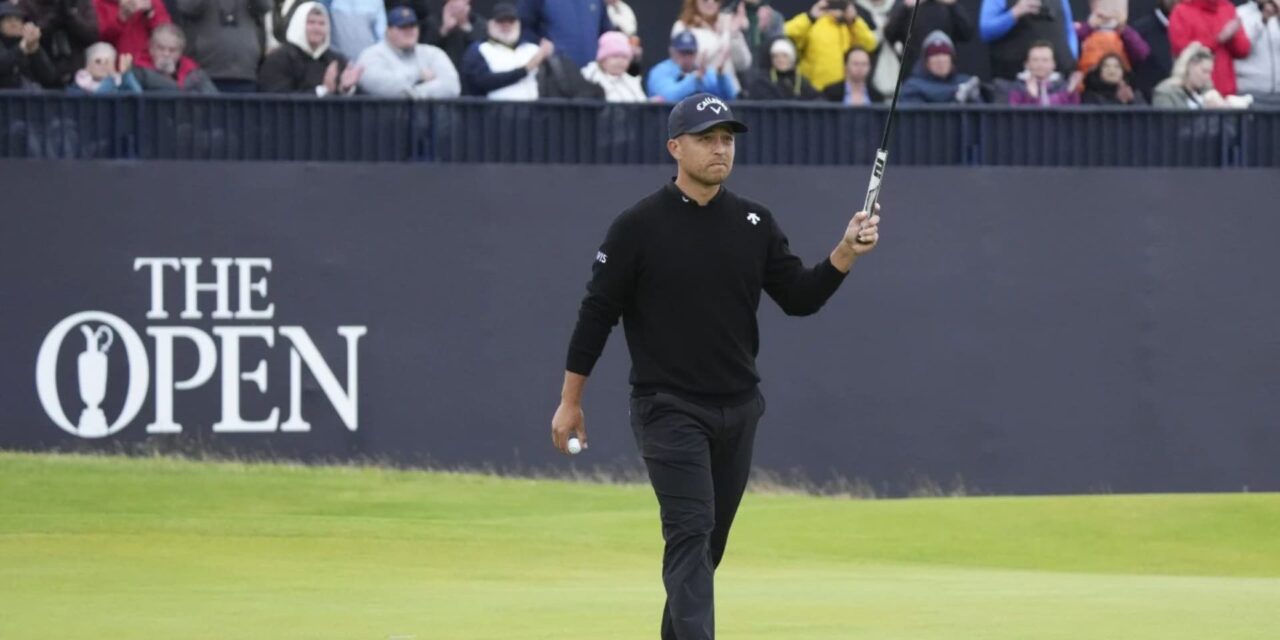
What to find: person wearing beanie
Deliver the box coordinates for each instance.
[742,36,821,99]
[885,0,976,74]
[899,29,981,103]
[581,29,645,101]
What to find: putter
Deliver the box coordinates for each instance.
[859,0,924,242]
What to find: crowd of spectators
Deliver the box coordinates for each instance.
[0,0,1276,108]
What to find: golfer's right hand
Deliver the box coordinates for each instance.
[551,402,587,454]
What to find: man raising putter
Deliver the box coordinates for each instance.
[550,92,881,640]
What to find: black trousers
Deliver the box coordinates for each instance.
[629,390,765,640]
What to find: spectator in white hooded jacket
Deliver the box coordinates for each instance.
[356,5,459,99]
[581,30,645,101]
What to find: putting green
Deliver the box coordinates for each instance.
[1,452,1276,639]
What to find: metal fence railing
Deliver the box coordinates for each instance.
[2,93,1276,167]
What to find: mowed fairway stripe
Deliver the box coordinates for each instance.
[2,452,1277,639]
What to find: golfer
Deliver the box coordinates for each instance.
[550,92,880,640]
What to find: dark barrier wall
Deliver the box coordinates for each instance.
[6,95,1278,167]
[3,161,1278,495]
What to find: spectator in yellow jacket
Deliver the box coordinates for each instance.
[784,0,877,90]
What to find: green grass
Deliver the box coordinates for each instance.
[1,452,1278,639]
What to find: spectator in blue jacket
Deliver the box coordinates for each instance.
[518,0,610,68]
[980,0,1078,80]
[898,30,981,103]
[647,29,737,102]
[329,0,386,58]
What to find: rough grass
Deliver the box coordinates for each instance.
[1,451,1277,639]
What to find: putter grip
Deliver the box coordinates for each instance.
[859,149,887,244]
[863,149,887,214]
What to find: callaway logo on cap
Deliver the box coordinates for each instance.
[667,93,749,139]
[696,97,726,114]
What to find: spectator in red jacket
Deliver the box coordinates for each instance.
[132,23,217,92]
[1169,0,1250,95]
[92,0,170,62]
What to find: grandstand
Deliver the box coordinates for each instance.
[2,0,1277,165]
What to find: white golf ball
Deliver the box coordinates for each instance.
[567,437,582,455]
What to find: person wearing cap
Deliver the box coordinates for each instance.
[356,5,459,99]
[580,29,644,101]
[171,0,269,93]
[672,0,754,92]
[1,2,59,89]
[899,30,982,103]
[328,0,386,58]
[459,2,552,99]
[260,1,363,96]
[550,92,881,640]
[647,30,737,102]
[741,36,821,99]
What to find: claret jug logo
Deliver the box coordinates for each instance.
[35,258,367,439]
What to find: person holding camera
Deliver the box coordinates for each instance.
[784,0,877,90]
[1235,0,1279,98]
[980,0,1078,80]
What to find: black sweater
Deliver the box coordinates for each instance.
[566,181,848,405]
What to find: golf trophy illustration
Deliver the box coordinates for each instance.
[76,324,114,437]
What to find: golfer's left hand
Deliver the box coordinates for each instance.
[845,204,880,255]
